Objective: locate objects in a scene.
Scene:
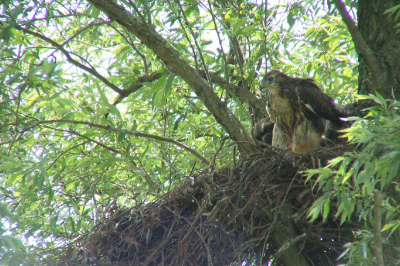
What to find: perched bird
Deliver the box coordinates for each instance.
[261,70,346,153]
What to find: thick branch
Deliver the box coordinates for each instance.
[25,119,211,166]
[333,0,383,91]
[86,0,257,155]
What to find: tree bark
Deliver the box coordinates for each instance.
[357,0,400,262]
[357,0,400,99]
[87,0,257,155]
[269,206,310,266]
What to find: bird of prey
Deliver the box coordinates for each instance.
[261,70,346,153]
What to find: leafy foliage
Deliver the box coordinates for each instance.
[0,0,359,264]
[306,95,400,265]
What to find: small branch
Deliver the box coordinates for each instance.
[275,233,306,257]
[128,0,147,25]
[25,119,211,166]
[373,189,384,266]
[172,0,213,88]
[206,0,230,84]
[211,137,227,167]
[109,24,149,74]
[214,1,247,87]
[46,140,90,170]
[8,82,27,156]
[333,0,383,90]
[14,25,123,95]
[168,4,199,70]
[204,196,230,221]
[60,20,109,47]
[49,125,121,154]
[261,0,269,69]
[114,72,163,104]
[198,70,266,113]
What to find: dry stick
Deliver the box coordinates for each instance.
[373,189,385,266]
[163,205,210,263]
[333,0,383,91]
[25,119,211,166]
[194,229,214,266]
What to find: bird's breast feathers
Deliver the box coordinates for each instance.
[266,91,296,124]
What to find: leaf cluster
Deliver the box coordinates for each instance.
[306,94,400,265]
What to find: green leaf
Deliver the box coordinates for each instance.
[232,19,247,36]
[322,198,330,220]
[25,223,43,238]
[384,4,400,15]
[108,104,123,121]
[0,203,18,221]
[0,235,25,251]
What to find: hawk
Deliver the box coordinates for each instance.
[261,70,346,153]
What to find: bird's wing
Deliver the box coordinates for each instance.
[295,80,343,124]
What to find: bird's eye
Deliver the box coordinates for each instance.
[268,77,273,82]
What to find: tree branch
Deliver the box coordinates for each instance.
[14,24,123,95]
[373,189,384,266]
[86,0,257,155]
[198,70,266,114]
[214,0,247,88]
[109,23,150,74]
[206,0,230,84]
[114,72,163,105]
[333,0,383,91]
[25,119,211,166]
[60,20,109,47]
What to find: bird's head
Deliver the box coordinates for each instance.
[261,70,289,92]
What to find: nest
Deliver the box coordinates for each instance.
[60,145,360,266]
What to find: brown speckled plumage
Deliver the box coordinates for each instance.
[261,70,345,153]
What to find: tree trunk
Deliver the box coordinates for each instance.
[357,0,400,261]
[358,0,400,98]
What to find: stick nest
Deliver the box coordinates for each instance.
[60,145,359,266]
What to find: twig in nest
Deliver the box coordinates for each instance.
[275,233,307,257]
[203,196,231,221]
